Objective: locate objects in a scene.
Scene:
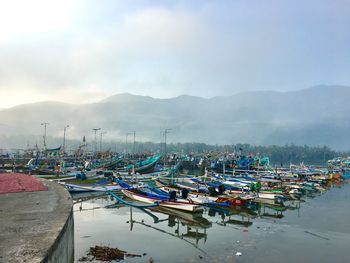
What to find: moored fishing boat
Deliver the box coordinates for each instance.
[256,191,285,200]
[119,155,162,174]
[60,182,123,193]
[157,179,253,207]
[342,168,350,179]
[121,189,203,212]
[88,155,124,170]
[115,169,171,183]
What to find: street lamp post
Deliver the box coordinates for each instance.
[100,131,107,152]
[92,128,101,154]
[63,125,69,156]
[41,122,49,149]
[164,128,171,166]
[125,133,129,154]
[160,128,163,151]
[125,132,134,154]
[130,131,136,154]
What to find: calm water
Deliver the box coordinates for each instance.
[74,181,350,263]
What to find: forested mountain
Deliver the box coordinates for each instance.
[0,85,349,150]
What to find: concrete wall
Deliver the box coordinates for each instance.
[44,208,74,263]
[0,176,75,263]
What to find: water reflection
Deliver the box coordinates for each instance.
[72,192,302,240]
[128,206,212,250]
[73,180,350,263]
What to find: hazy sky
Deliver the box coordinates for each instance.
[0,0,349,108]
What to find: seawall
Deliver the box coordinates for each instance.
[0,174,74,263]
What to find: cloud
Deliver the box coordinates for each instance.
[0,87,48,108]
[118,7,205,52]
[0,1,349,107]
[0,0,76,43]
[0,5,210,106]
[51,86,107,104]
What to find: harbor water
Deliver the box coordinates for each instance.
[74,181,350,263]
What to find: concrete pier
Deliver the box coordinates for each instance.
[0,174,74,263]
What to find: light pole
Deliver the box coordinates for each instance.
[41,122,49,149]
[100,131,107,152]
[63,125,69,156]
[130,131,136,154]
[92,128,101,154]
[164,128,171,166]
[160,128,163,152]
[125,132,133,154]
[125,133,129,154]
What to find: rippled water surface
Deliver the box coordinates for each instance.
[74,181,350,263]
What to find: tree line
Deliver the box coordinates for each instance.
[129,142,348,165]
[1,135,349,165]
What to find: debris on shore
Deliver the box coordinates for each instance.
[78,245,142,262]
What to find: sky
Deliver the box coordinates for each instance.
[0,0,349,108]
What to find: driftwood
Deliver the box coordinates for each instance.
[78,245,142,262]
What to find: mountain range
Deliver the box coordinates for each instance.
[1,85,349,150]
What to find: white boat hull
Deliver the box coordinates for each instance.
[60,182,122,192]
[257,192,284,200]
[122,189,203,212]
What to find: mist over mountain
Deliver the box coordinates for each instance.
[0,85,349,150]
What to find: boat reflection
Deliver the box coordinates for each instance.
[257,204,285,219]
[128,206,212,250]
[207,207,254,228]
[207,199,302,226]
[148,206,212,228]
